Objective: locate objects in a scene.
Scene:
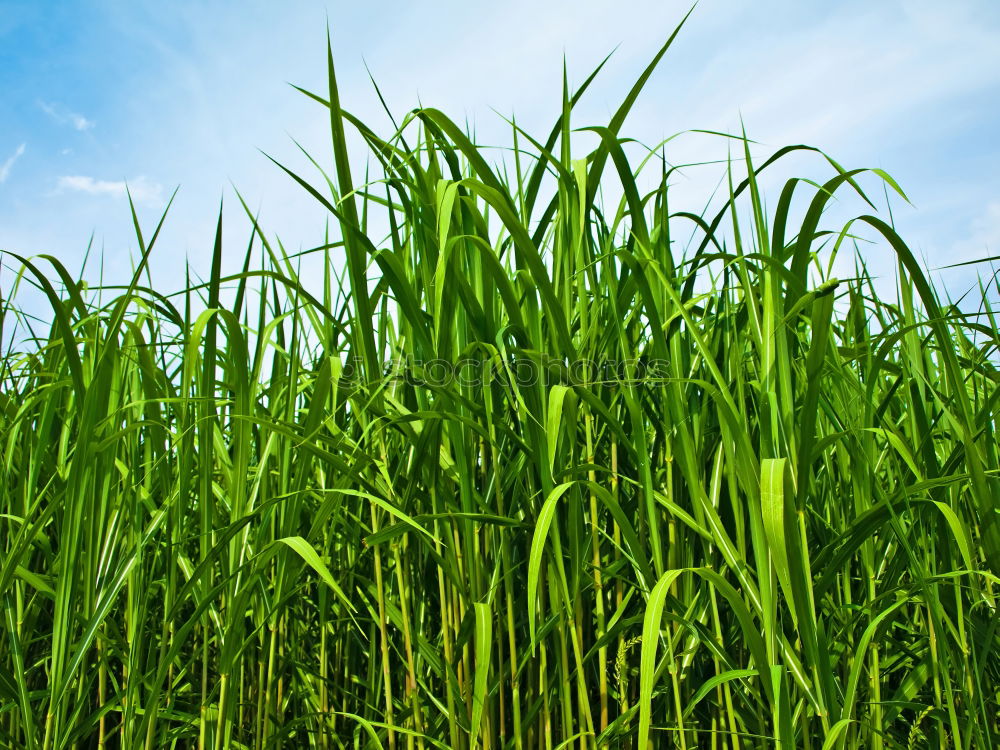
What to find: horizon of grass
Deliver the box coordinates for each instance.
[1,13,999,750]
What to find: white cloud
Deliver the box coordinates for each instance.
[954,202,1000,259]
[71,113,94,131]
[934,201,1000,297]
[39,101,95,131]
[0,143,26,183]
[56,175,163,203]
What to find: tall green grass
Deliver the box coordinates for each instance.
[2,20,999,749]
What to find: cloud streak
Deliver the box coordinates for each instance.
[57,175,163,203]
[0,143,26,183]
[39,101,95,131]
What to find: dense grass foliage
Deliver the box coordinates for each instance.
[2,27,1000,750]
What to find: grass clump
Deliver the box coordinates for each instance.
[2,17,999,750]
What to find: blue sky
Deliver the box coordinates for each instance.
[1,0,999,302]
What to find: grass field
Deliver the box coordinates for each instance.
[2,20,999,750]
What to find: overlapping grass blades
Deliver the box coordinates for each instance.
[2,19,999,750]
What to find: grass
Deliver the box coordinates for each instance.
[2,15,999,750]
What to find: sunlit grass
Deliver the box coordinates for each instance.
[2,15,998,750]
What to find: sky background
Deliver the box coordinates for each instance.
[1,0,999,307]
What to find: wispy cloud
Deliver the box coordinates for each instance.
[954,201,1000,258]
[939,200,1000,288]
[56,175,163,203]
[39,101,95,131]
[0,143,27,183]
